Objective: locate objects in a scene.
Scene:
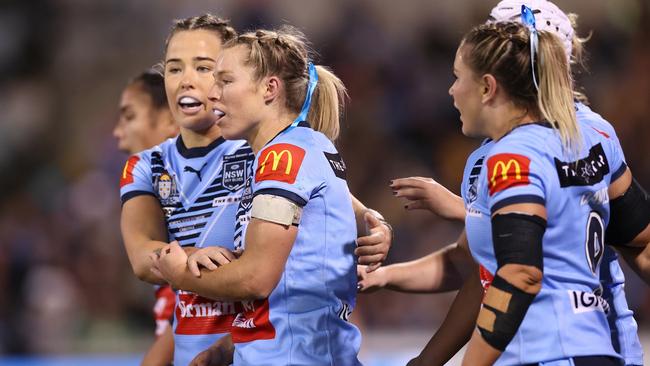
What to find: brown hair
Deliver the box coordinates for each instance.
[462,21,580,155]
[224,26,347,141]
[164,14,237,54]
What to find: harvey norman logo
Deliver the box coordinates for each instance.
[255,143,305,184]
[487,153,531,196]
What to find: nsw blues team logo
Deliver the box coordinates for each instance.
[222,160,247,192]
[154,172,179,207]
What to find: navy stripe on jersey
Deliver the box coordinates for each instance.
[121,190,156,205]
[465,156,484,206]
[611,162,627,182]
[254,188,308,207]
[166,145,253,247]
[491,194,545,214]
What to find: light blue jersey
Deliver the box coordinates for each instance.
[230,121,361,366]
[462,108,643,365]
[119,135,254,366]
[577,103,643,366]
[463,119,627,365]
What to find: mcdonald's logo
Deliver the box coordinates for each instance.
[120,155,140,188]
[255,143,305,184]
[487,153,531,196]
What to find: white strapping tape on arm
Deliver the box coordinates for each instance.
[251,194,302,226]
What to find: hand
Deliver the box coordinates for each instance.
[188,246,243,277]
[390,177,465,221]
[357,265,387,293]
[189,346,227,366]
[355,211,392,272]
[150,241,188,288]
[406,357,422,366]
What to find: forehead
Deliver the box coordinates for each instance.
[217,45,251,71]
[454,44,470,69]
[166,30,223,61]
[120,83,152,107]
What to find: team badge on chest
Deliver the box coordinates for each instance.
[155,172,180,207]
[223,161,247,191]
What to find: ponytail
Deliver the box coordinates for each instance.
[537,31,580,156]
[307,66,348,141]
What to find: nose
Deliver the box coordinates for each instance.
[113,123,122,138]
[180,73,194,90]
[448,83,454,97]
[207,81,221,103]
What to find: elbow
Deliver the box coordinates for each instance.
[132,262,151,282]
[243,272,278,300]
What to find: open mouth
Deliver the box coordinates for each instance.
[212,107,226,122]
[178,96,204,114]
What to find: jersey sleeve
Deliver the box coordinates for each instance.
[119,152,155,204]
[605,129,627,182]
[252,142,322,207]
[485,140,549,214]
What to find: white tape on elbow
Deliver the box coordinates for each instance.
[251,194,302,226]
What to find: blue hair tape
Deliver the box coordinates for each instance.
[521,5,540,91]
[291,62,319,127]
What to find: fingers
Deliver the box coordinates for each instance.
[363,211,382,229]
[404,200,426,210]
[188,256,202,277]
[365,262,382,273]
[356,253,385,265]
[390,177,433,190]
[393,187,426,200]
[356,232,384,248]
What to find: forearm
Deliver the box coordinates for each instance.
[126,239,169,284]
[176,257,264,301]
[384,243,465,293]
[617,243,650,285]
[350,194,370,235]
[413,271,483,365]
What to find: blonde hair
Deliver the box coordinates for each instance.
[462,21,580,156]
[225,26,347,141]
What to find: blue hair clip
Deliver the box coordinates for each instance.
[521,5,540,92]
[291,62,319,127]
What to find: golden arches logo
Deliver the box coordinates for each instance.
[490,159,521,188]
[122,161,130,179]
[260,150,293,175]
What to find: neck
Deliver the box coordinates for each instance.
[247,110,299,153]
[487,103,538,141]
[180,123,223,148]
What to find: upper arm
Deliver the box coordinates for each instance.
[240,218,298,297]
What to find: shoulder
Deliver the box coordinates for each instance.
[576,103,618,139]
[490,125,549,160]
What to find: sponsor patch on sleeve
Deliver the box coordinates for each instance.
[255,143,305,184]
[323,151,347,180]
[120,155,140,188]
[487,153,531,196]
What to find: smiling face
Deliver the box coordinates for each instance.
[209,45,268,141]
[449,44,487,138]
[164,30,223,133]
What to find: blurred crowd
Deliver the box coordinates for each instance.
[0,0,648,355]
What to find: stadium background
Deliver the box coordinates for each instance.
[0,0,648,364]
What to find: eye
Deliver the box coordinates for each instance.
[124,112,136,121]
[197,65,213,73]
[166,66,181,74]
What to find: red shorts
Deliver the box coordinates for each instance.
[153,285,176,336]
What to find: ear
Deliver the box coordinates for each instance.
[480,74,498,104]
[262,76,282,105]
